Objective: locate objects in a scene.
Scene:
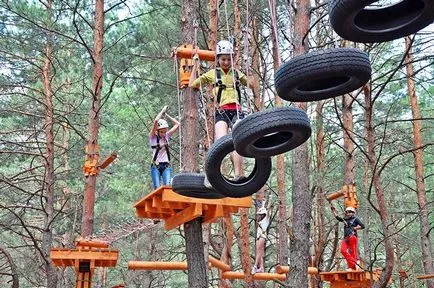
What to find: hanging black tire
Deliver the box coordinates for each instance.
[328,0,434,43]
[205,134,272,198]
[172,173,225,199]
[274,48,371,102]
[232,107,311,158]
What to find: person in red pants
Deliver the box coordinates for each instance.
[331,206,365,270]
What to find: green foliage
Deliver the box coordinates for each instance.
[0,0,433,287]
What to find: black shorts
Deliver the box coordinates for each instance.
[215,109,245,127]
[151,162,170,175]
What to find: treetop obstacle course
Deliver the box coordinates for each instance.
[46,0,434,286]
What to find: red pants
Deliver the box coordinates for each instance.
[341,235,358,269]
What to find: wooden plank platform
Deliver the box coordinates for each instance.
[134,186,252,230]
[51,248,119,268]
[320,269,384,288]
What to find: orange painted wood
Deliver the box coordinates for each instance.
[164,203,203,230]
[326,191,345,201]
[99,153,117,169]
[129,261,188,270]
[275,266,318,275]
[174,45,216,61]
[320,270,375,288]
[203,205,224,224]
[76,239,109,249]
[134,186,252,229]
[221,271,286,281]
[76,271,92,288]
[416,274,434,279]
[50,249,118,267]
[161,187,252,207]
[208,256,231,271]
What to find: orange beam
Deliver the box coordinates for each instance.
[416,274,434,279]
[221,271,286,281]
[164,203,203,230]
[99,153,117,169]
[208,256,231,271]
[50,249,119,267]
[203,205,224,224]
[129,261,188,270]
[275,266,318,275]
[76,239,109,249]
[161,187,252,207]
[174,46,215,61]
[327,191,345,201]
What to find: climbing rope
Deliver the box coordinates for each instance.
[174,54,183,170]
[192,19,212,148]
[222,0,241,121]
[242,0,252,113]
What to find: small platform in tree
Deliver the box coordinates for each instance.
[134,186,252,230]
[320,269,385,288]
[50,239,119,288]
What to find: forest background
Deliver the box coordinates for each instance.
[0,0,433,287]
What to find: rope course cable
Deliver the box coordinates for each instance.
[174,53,183,170]
[192,19,212,148]
[222,0,241,121]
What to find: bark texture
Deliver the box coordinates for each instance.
[404,36,434,288]
[287,0,312,287]
[82,0,104,237]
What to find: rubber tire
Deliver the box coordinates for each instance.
[329,0,434,43]
[172,173,225,199]
[205,134,272,198]
[274,48,371,102]
[232,107,311,158]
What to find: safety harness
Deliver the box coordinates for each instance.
[215,68,241,105]
[151,136,171,165]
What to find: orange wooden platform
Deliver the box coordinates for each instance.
[50,240,119,288]
[134,186,252,230]
[320,269,383,288]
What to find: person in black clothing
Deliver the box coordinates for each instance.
[331,206,365,270]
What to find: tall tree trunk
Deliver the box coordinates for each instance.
[288,1,311,287]
[313,101,325,287]
[82,0,104,237]
[42,1,57,286]
[404,36,434,288]
[220,217,234,288]
[342,92,355,184]
[364,85,394,288]
[362,159,371,267]
[180,0,207,287]
[206,0,217,145]
[250,16,261,111]
[240,208,254,286]
[269,0,288,267]
[233,0,241,67]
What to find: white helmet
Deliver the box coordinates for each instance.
[157,119,169,130]
[257,207,267,215]
[216,40,234,55]
[345,207,356,213]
